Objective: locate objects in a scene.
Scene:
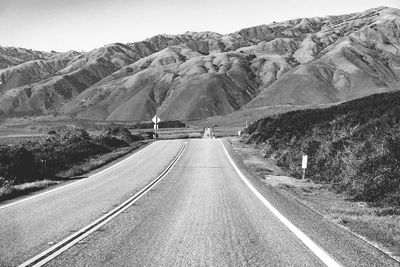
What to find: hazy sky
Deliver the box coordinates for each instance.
[0,0,399,52]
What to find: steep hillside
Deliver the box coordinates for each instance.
[1,6,400,121]
[0,46,56,69]
[60,46,261,121]
[0,52,80,91]
[0,43,153,116]
[246,7,400,107]
[0,31,251,118]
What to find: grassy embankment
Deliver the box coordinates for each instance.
[231,137,400,259]
[0,127,148,202]
[245,91,400,206]
[242,91,400,258]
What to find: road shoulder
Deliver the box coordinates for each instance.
[225,136,400,263]
[0,141,152,206]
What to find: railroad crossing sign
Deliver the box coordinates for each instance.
[152,115,160,124]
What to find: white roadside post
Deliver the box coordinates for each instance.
[152,115,161,140]
[302,155,308,180]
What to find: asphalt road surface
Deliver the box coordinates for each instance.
[0,139,398,266]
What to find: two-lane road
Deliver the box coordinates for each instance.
[0,140,184,266]
[0,139,398,266]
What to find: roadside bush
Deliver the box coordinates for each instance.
[95,135,128,149]
[344,135,400,205]
[131,120,186,129]
[143,131,156,139]
[27,127,110,178]
[0,126,144,186]
[56,139,108,164]
[159,120,186,128]
[244,91,400,206]
[0,177,13,188]
[101,127,143,144]
[0,146,37,184]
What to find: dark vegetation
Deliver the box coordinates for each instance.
[244,91,400,206]
[0,126,146,188]
[130,120,186,129]
[74,119,186,130]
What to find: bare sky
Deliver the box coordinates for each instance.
[0,0,399,52]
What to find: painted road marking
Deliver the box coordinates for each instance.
[0,142,155,210]
[19,142,187,267]
[219,140,342,267]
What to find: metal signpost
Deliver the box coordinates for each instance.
[41,159,47,180]
[152,115,160,140]
[302,155,308,180]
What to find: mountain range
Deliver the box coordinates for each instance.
[0,6,399,122]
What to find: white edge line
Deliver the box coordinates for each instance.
[0,142,154,210]
[219,139,342,267]
[278,181,400,263]
[19,142,187,267]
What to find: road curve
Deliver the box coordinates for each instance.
[0,140,185,266]
[40,139,398,266]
